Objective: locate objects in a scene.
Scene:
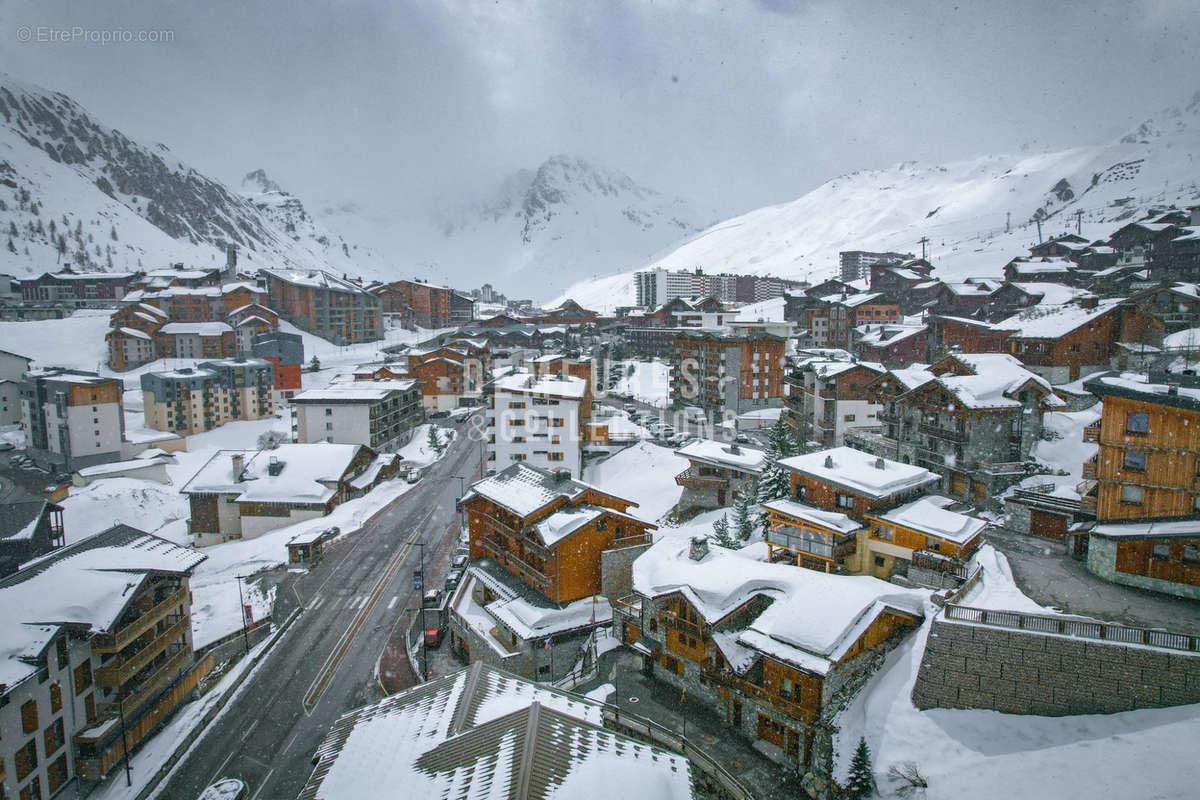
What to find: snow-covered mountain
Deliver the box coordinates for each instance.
[555,93,1200,311]
[316,155,714,300]
[0,74,383,280]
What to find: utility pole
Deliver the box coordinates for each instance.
[1006,211,1011,233]
[118,694,133,786]
[235,575,250,654]
[1034,210,1044,244]
[1075,209,1084,235]
[417,540,428,680]
[918,236,929,260]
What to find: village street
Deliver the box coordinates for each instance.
[153,423,480,800]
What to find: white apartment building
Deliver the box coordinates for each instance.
[633,267,696,309]
[20,368,126,471]
[290,380,423,451]
[485,371,587,478]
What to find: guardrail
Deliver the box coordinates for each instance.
[600,704,753,800]
[944,603,1200,653]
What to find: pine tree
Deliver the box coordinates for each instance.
[6,238,15,254]
[710,513,737,549]
[308,355,321,372]
[426,424,445,456]
[110,224,118,241]
[756,441,791,534]
[845,737,877,799]
[731,491,755,541]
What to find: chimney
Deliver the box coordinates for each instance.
[225,244,238,278]
[267,456,284,476]
[231,453,245,482]
[728,443,741,454]
[1168,383,1180,396]
[824,454,834,469]
[689,536,710,561]
[875,457,886,470]
[552,468,571,483]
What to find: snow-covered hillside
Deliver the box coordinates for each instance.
[317,154,714,300]
[555,92,1200,311]
[0,74,383,280]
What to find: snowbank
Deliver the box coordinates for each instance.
[612,360,670,408]
[582,441,684,523]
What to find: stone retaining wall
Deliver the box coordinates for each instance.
[912,617,1200,715]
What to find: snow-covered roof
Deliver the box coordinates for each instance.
[0,525,205,687]
[300,662,691,800]
[674,439,765,475]
[292,382,418,402]
[836,292,889,308]
[1089,518,1200,540]
[931,353,1062,409]
[888,364,935,390]
[489,370,588,400]
[1009,260,1070,274]
[999,298,1123,339]
[870,496,986,544]
[1162,328,1200,351]
[487,594,612,639]
[779,447,939,499]
[158,321,234,336]
[262,268,372,294]
[632,538,924,676]
[532,506,603,547]
[462,463,613,519]
[116,326,152,340]
[181,443,368,504]
[1084,373,1200,407]
[761,497,863,535]
[855,323,925,347]
[1008,283,1095,305]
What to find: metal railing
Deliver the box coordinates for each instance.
[944,604,1200,652]
[918,422,967,442]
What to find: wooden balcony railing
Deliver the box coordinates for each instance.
[674,467,728,489]
[95,616,189,688]
[92,586,187,654]
[918,422,967,443]
[98,646,192,717]
[1081,456,1097,480]
[659,609,705,638]
[1082,422,1100,443]
[699,666,816,724]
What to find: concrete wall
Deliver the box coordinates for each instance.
[599,543,651,602]
[1087,534,1200,601]
[239,507,323,540]
[912,617,1200,715]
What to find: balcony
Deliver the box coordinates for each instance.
[92,586,187,654]
[918,422,967,443]
[95,615,189,688]
[767,526,857,561]
[1081,455,1097,480]
[674,467,728,489]
[1083,422,1100,443]
[659,608,705,638]
[876,410,900,424]
[100,646,192,717]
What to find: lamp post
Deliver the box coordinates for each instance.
[235,575,250,654]
[117,693,133,787]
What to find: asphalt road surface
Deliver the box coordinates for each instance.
[156,422,481,800]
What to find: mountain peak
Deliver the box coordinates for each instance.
[241,168,284,195]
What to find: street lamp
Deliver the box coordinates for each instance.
[235,575,251,654]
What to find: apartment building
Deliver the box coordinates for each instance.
[140,358,276,435]
[826,293,901,350]
[613,536,923,771]
[485,371,588,478]
[452,464,654,680]
[20,368,125,472]
[765,446,940,574]
[0,500,64,577]
[673,439,765,512]
[0,350,32,427]
[406,343,487,411]
[154,322,238,361]
[264,268,381,344]
[855,353,1064,507]
[290,381,423,451]
[249,330,305,400]
[0,525,206,797]
[669,330,786,419]
[370,279,475,329]
[838,250,912,282]
[19,270,137,305]
[784,358,884,447]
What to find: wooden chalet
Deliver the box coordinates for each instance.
[460,463,655,604]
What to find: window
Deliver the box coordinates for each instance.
[325,408,332,416]
[49,684,61,714]
[926,537,941,552]
[1126,412,1149,434]
[874,555,886,567]
[43,718,65,755]
[1120,485,1143,504]
[55,638,67,671]
[509,419,525,427]
[21,699,38,734]
[844,414,856,422]
[597,519,608,532]
[551,418,564,427]
[547,452,564,461]
[1123,451,1146,471]
[46,755,67,795]
[15,739,37,781]
[874,525,893,541]
[779,677,794,700]
[1152,543,1170,559]
[325,422,333,431]
[836,493,854,510]
[73,661,92,694]
[508,401,525,409]
[1185,545,1200,564]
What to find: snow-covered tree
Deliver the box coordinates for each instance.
[710,513,737,549]
[308,355,321,372]
[730,490,755,541]
[6,238,15,254]
[427,425,445,456]
[845,737,877,799]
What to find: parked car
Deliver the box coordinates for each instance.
[422,588,444,609]
[444,569,464,592]
[406,468,421,484]
[429,410,450,419]
[735,434,752,444]
[424,626,445,648]
[0,442,14,452]
[452,552,469,570]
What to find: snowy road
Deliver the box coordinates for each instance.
[154,423,481,800]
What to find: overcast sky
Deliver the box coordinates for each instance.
[3,0,1199,219]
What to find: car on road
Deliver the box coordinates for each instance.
[735,434,752,444]
[406,467,421,484]
[444,569,463,592]
[422,588,443,609]
[0,442,13,451]
[199,778,247,800]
